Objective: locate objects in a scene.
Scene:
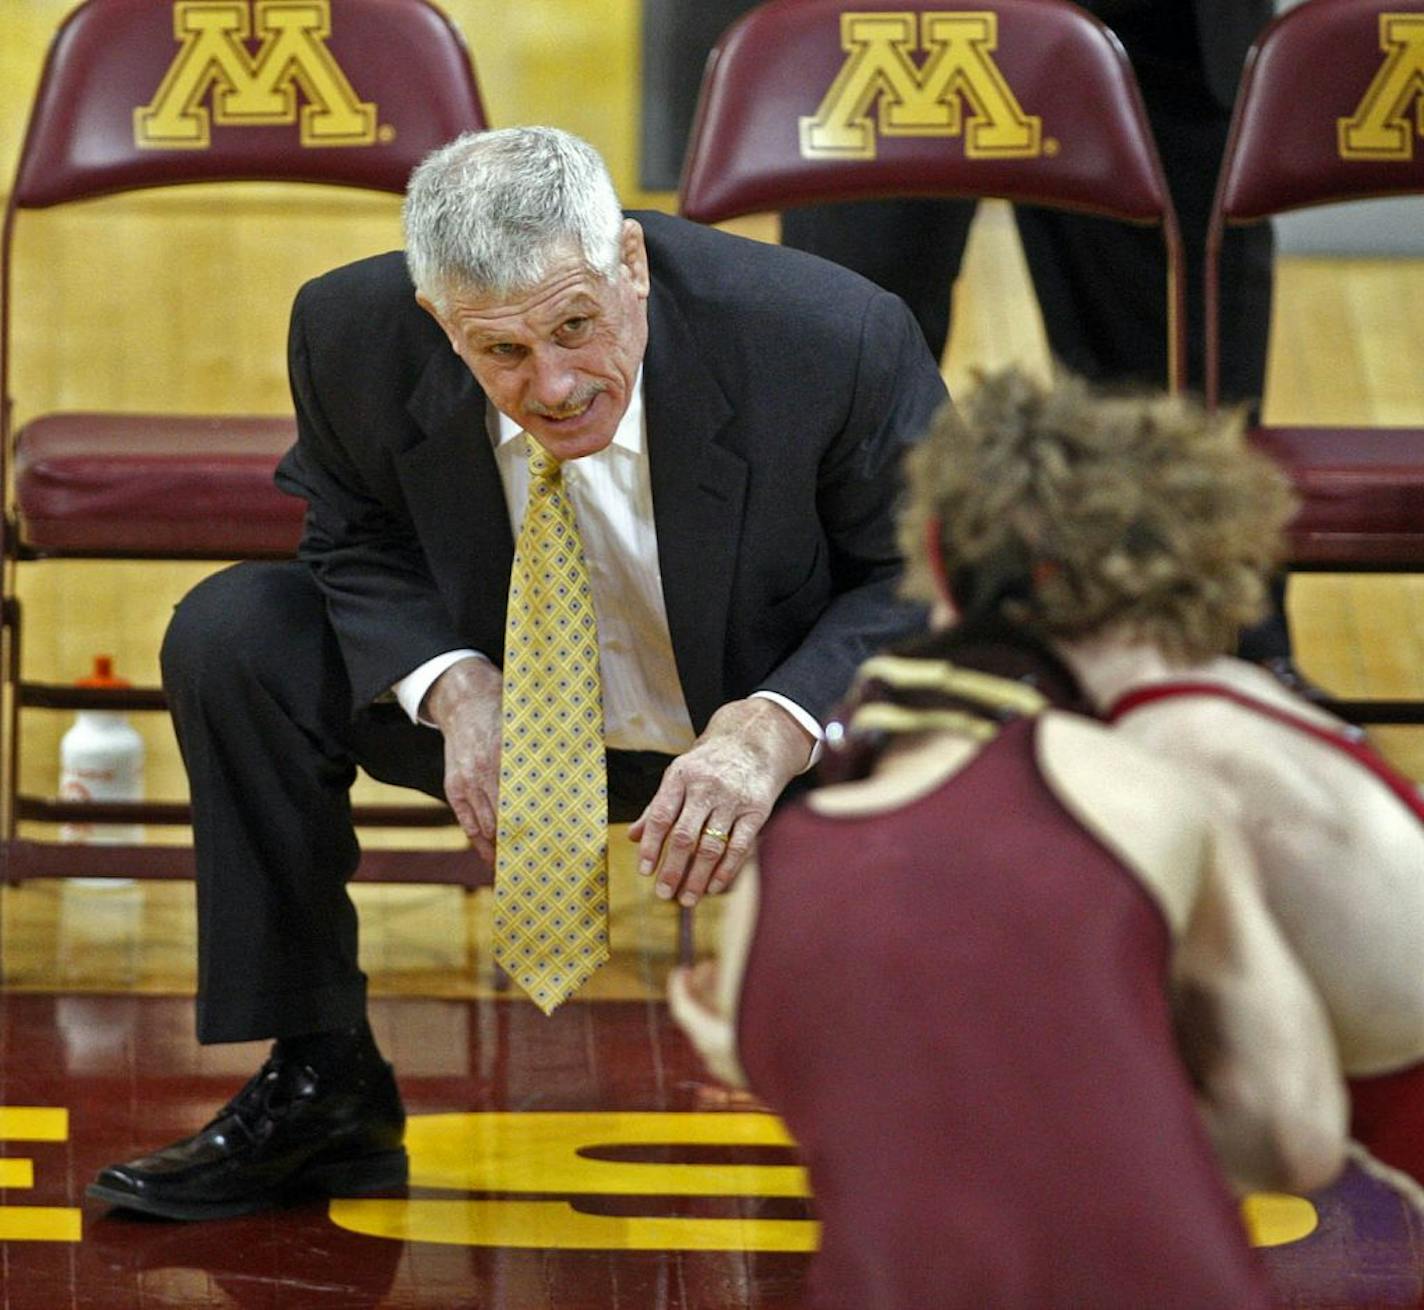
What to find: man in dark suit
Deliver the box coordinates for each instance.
[86,126,947,1220]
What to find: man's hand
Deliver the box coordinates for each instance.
[422,656,504,865]
[628,698,813,907]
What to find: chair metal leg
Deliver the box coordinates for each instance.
[3,594,22,846]
[678,904,695,966]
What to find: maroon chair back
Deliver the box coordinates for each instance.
[0,0,498,885]
[1203,1,1424,725]
[1207,0,1424,406]
[11,0,487,207]
[1,0,487,464]
[1216,0,1424,223]
[678,0,1182,386]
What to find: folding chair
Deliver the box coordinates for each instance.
[1206,0,1424,724]
[0,0,491,883]
[678,0,1185,388]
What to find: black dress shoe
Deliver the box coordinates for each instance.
[87,1040,408,1221]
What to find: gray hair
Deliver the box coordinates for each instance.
[403,126,624,307]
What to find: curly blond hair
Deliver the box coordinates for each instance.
[899,368,1298,663]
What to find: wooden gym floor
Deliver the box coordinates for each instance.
[2,203,1424,1306]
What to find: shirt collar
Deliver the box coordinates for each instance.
[490,367,645,456]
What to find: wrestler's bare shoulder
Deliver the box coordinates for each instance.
[1037,711,1214,932]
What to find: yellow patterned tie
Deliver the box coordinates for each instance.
[494,435,609,1013]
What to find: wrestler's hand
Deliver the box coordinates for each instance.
[422,655,504,866]
[673,959,722,1015]
[628,697,813,907]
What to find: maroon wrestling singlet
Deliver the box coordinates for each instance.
[738,715,1270,1310]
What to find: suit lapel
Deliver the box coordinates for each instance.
[398,345,514,653]
[644,279,746,731]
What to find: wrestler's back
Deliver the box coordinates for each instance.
[1111,656,1424,1076]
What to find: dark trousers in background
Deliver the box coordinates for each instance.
[778,48,1274,404]
[642,0,1274,403]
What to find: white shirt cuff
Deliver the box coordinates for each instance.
[751,690,824,772]
[393,649,486,726]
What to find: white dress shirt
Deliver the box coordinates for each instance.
[392,373,821,763]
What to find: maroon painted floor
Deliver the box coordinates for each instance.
[1,993,1421,1308]
[2,994,809,1309]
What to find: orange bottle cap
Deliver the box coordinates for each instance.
[75,654,131,689]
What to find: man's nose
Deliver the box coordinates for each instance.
[527,346,576,409]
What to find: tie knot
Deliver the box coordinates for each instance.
[526,435,560,484]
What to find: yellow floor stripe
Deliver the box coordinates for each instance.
[0,1158,35,1188]
[332,1198,819,1252]
[0,1107,68,1142]
[1243,1193,1319,1248]
[0,1205,82,1242]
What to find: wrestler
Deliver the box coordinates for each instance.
[898,367,1424,1192]
[671,602,1345,1307]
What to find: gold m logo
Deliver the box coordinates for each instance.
[1339,14,1424,160]
[135,0,379,149]
[800,11,1041,160]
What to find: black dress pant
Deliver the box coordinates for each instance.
[162,561,672,1044]
[779,60,1273,404]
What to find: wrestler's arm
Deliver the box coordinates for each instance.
[1173,816,1348,1195]
[1037,713,1347,1194]
[666,860,762,1089]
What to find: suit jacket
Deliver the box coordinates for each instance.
[274,210,948,733]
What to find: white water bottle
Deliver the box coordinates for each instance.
[59,655,145,845]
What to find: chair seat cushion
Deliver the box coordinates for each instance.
[1251,425,1424,568]
[15,413,304,555]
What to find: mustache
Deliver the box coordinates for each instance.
[526,382,607,420]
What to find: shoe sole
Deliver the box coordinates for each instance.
[86,1147,409,1222]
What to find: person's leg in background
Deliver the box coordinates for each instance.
[779,198,978,361]
[1015,7,1287,663]
[1012,26,1272,404]
[639,0,754,191]
[640,0,974,365]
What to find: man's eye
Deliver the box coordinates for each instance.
[489,342,522,358]
[559,317,591,339]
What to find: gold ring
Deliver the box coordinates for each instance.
[702,824,731,844]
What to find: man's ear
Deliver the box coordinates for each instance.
[924,517,960,630]
[415,291,462,355]
[925,516,954,608]
[619,219,650,298]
